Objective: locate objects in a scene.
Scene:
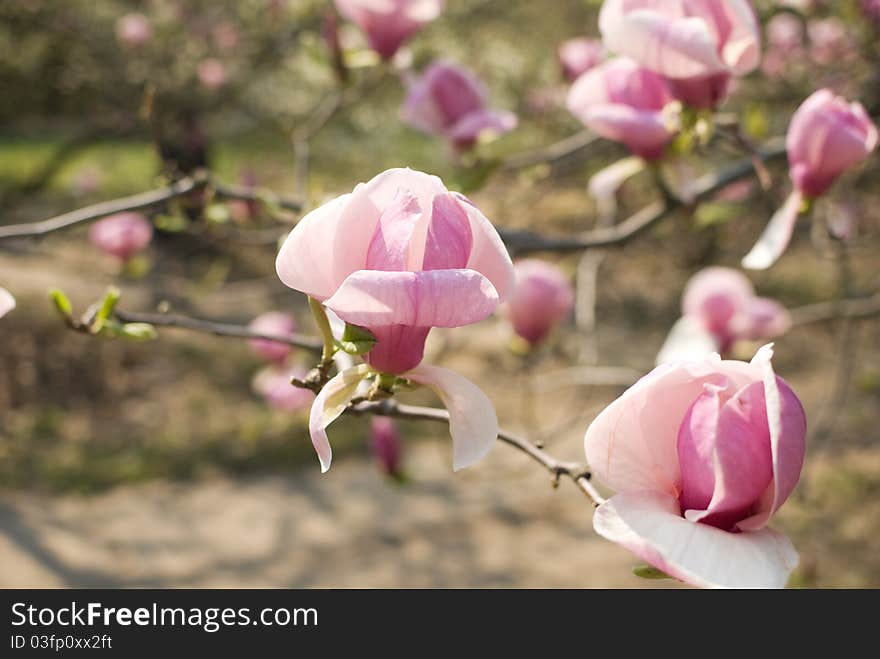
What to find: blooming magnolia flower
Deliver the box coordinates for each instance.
[743,90,877,269]
[401,61,517,151]
[334,0,444,60]
[248,312,297,364]
[89,212,153,261]
[585,345,806,588]
[0,287,15,319]
[369,417,404,477]
[505,260,574,347]
[567,57,675,161]
[197,59,228,90]
[657,267,790,364]
[558,37,605,82]
[598,0,761,108]
[252,363,315,412]
[116,13,152,47]
[276,168,514,472]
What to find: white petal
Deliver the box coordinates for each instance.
[308,365,371,473]
[656,316,720,365]
[588,156,646,220]
[407,364,498,470]
[0,287,15,318]
[594,491,799,589]
[742,191,804,270]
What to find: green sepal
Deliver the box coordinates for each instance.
[632,564,673,580]
[335,323,377,355]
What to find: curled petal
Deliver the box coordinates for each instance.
[581,105,672,161]
[655,316,720,366]
[308,365,372,473]
[447,109,518,149]
[742,190,804,270]
[0,287,15,318]
[589,156,646,219]
[407,363,498,470]
[325,269,499,329]
[454,194,516,302]
[593,491,799,589]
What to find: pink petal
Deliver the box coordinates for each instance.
[454,193,516,302]
[308,365,372,473]
[252,364,315,412]
[365,189,424,271]
[363,325,431,374]
[742,190,804,270]
[581,105,672,161]
[446,109,518,149]
[407,363,498,470]
[422,192,473,270]
[324,268,499,329]
[737,345,807,530]
[0,287,15,318]
[593,491,799,588]
[584,357,757,496]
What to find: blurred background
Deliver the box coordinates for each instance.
[0,0,878,588]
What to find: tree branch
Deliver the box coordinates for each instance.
[499,138,786,255]
[789,294,880,326]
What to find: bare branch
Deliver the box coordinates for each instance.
[114,309,323,352]
[500,130,599,171]
[499,138,786,255]
[789,294,880,326]
[351,399,606,506]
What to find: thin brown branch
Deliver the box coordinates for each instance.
[351,399,606,506]
[789,294,880,326]
[499,137,787,255]
[114,309,323,353]
[500,130,599,171]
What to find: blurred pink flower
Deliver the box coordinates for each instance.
[276,168,512,472]
[0,287,15,319]
[558,37,605,82]
[369,417,404,477]
[743,89,877,269]
[505,259,574,347]
[807,18,851,66]
[116,13,152,47]
[334,0,444,60]
[197,59,228,89]
[252,363,314,412]
[248,311,296,364]
[401,60,517,151]
[212,21,240,52]
[89,212,153,261]
[566,57,675,161]
[863,0,880,21]
[586,345,806,588]
[598,0,761,108]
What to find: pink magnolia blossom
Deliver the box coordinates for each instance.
[197,59,228,90]
[212,21,240,52]
[334,0,444,60]
[558,37,605,82]
[276,168,513,472]
[585,345,806,588]
[248,312,297,364]
[116,13,152,47]
[401,61,517,151]
[863,0,880,21]
[598,0,761,108]
[252,363,314,412]
[89,212,153,261]
[658,267,790,363]
[505,260,574,347]
[369,417,404,477]
[743,90,877,269]
[807,18,852,66]
[0,287,15,319]
[566,57,675,161]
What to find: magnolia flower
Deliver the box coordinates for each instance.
[657,267,790,364]
[116,13,152,47]
[598,0,761,108]
[567,57,675,161]
[558,37,605,82]
[89,212,153,261]
[505,260,574,347]
[0,287,15,319]
[276,168,514,472]
[743,90,877,269]
[252,363,315,412]
[369,417,404,477]
[248,312,297,364]
[585,345,806,588]
[197,59,228,90]
[334,0,444,60]
[401,60,517,151]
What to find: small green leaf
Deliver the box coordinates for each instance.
[118,322,158,341]
[335,323,377,355]
[153,213,190,232]
[633,564,673,580]
[48,289,73,318]
[92,287,121,333]
[204,203,231,224]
